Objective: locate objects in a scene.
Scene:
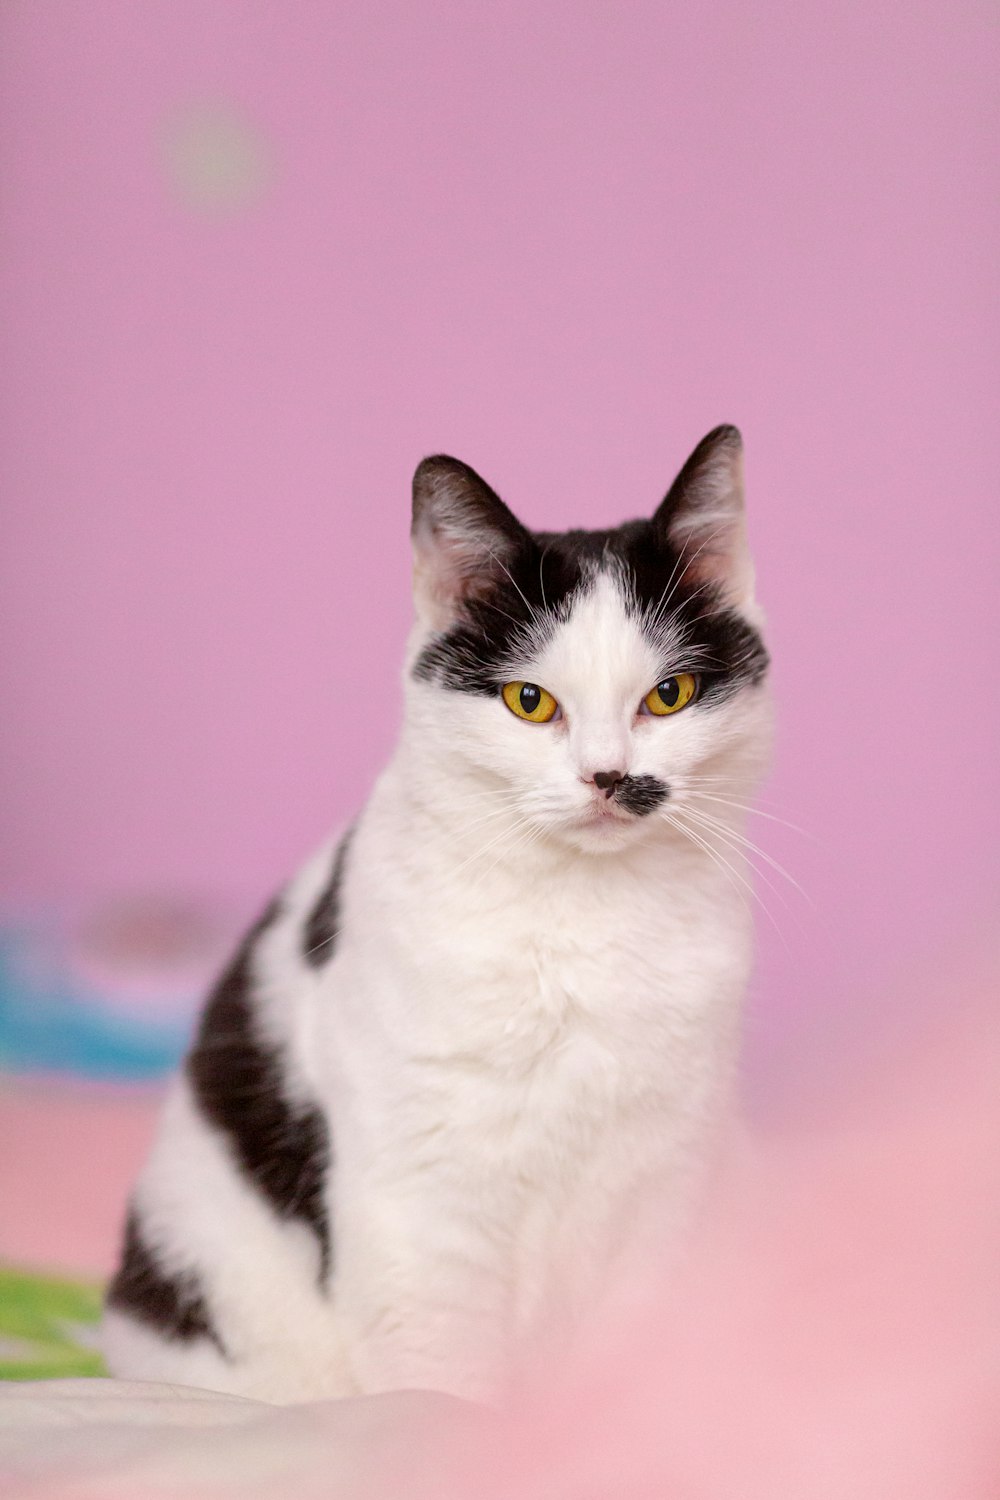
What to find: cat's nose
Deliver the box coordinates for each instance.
[592,769,625,798]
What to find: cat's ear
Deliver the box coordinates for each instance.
[411,455,530,629]
[653,425,754,606]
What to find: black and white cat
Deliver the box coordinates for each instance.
[102,425,771,1403]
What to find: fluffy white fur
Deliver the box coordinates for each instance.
[103,441,771,1404]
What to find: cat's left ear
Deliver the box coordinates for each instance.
[411,455,531,629]
[653,425,754,607]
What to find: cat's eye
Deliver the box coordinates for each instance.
[642,673,699,717]
[502,681,560,723]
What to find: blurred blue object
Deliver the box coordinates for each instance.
[0,921,194,1080]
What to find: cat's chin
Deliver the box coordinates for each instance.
[556,814,649,856]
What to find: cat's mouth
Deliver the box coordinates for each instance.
[580,793,635,827]
[563,795,646,852]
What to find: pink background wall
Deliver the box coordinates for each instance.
[2,1,997,1053]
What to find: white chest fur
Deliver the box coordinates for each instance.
[303,762,751,1385]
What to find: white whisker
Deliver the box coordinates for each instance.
[447,810,540,884]
[684,789,808,838]
[463,817,545,896]
[661,809,754,911]
[645,522,730,634]
[489,550,542,627]
[662,807,789,950]
[676,805,796,911]
[538,546,550,614]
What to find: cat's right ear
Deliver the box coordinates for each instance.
[652,425,754,607]
[411,456,529,629]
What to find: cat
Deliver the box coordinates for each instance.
[101,424,772,1404]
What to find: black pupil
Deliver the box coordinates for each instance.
[657,678,680,708]
[519,684,541,714]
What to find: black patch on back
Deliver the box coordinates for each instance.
[412,517,768,705]
[302,830,353,968]
[186,898,333,1282]
[106,1209,226,1355]
[615,774,669,816]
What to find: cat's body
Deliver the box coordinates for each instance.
[102,427,771,1403]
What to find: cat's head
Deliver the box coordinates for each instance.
[406,427,771,854]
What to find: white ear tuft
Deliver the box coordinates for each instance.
[411,456,528,630]
[653,425,754,606]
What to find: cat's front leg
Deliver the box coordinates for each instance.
[334,1212,513,1403]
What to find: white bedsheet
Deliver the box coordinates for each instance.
[0,1378,486,1499]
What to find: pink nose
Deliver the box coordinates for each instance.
[591,769,625,798]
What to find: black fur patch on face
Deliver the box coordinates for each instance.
[302,829,353,968]
[106,1209,226,1355]
[615,774,669,816]
[412,518,768,706]
[186,899,332,1283]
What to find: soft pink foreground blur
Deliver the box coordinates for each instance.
[3,949,997,1499]
[1,1,998,1058]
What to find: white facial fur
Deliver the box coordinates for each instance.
[404,564,771,856]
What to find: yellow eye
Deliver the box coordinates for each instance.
[643,673,699,716]
[502,681,559,723]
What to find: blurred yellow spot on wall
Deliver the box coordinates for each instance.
[162,104,273,212]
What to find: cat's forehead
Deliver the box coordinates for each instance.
[530,566,678,693]
[411,516,768,703]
